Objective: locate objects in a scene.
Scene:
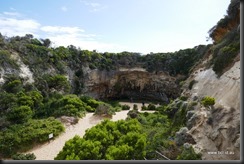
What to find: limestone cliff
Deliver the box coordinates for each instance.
[82,67,180,102]
[181,53,240,160]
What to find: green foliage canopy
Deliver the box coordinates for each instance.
[55,119,147,160]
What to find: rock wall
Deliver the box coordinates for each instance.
[82,67,180,102]
[182,54,240,160]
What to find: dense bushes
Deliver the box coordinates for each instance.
[212,39,239,76]
[208,0,240,76]
[55,119,147,160]
[7,105,33,124]
[176,145,201,160]
[48,75,71,93]
[0,50,19,69]
[0,117,64,157]
[33,74,71,97]
[11,153,36,160]
[49,94,87,117]
[133,112,178,159]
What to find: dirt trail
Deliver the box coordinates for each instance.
[23,102,155,160]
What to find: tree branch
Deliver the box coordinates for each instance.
[155,150,170,160]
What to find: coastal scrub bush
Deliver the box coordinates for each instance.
[11,153,36,160]
[55,119,146,160]
[7,105,33,124]
[94,103,115,117]
[133,104,138,111]
[147,104,156,110]
[122,104,130,110]
[141,105,147,111]
[46,74,71,93]
[201,96,215,107]
[53,94,87,117]
[0,117,64,157]
[176,145,201,160]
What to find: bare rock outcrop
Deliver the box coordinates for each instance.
[182,57,240,160]
[82,67,180,103]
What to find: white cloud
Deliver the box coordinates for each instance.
[61,6,68,12]
[0,15,40,37]
[3,12,21,17]
[48,33,126,53]
[0,11,125,53]
[82,1,108,12]
[41,26,84,34]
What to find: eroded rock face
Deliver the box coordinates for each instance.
[182,58,240,160]
[188,105,240,160]
[82,67,180,103]
[175,127,196,146]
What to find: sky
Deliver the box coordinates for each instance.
[0,0,230,54]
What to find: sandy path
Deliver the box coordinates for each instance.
[25,110,129,160]
[24,102,156,160]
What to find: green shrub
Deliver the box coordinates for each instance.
[80,96,102,110]
[53,94,87,117]
[141,106,147,111]
[85,105,96,112]
[7,106,33,124]
[55,119,146,160]
[0,50,19,69]
[201,96,215,107]
[86,99,101,109]
[127,110,139,119]
[122,105,130,110]
[176,145,201,160]
[147,104,156,110]
[94,103,115,117]
[0,117,64,157]
[211,28,240,76]
[3,79,23,93]
[46,74,71,93]
[12,153,36,160]
[111,106,121,112]
[133,104,138,111]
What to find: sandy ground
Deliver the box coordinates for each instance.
[21,102,156,160]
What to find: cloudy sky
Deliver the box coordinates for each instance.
[0,0,230,54]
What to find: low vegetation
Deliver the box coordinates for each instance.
[55,119,147,160]
[11,153,36,160]
[0,118,64,157]
[201,96,215,107]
